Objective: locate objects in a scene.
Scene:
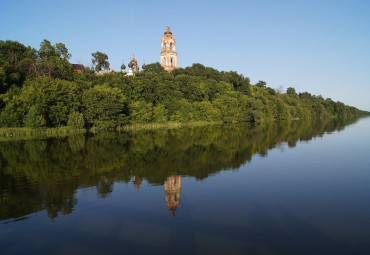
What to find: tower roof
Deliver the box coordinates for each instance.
[164,26,172,35]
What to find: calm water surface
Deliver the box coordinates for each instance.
[1,118,370,255]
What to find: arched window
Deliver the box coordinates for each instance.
[171,58,173,67]
[170,43,173,51]
[164,43,167,50]
[163,57,166,65]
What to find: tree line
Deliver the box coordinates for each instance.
[0,39,368,129]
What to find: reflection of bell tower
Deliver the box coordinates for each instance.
[164,175,181,216]
[160,26,178,72]
[132,176,143,190]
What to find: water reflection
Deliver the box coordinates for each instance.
[132,176,143,190]
[0,118,359,221]
[164,175,182,216]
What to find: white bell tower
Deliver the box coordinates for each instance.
[160,26,178,72]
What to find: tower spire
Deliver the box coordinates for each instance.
[160,26,178,72]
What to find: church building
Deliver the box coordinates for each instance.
[160,26,178,72]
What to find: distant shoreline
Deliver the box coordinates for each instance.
[2,117,368,140]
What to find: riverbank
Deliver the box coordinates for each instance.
[0,121,221,140]
[2,116,368,141]
[0,127,86,140]
[117,121,221,131]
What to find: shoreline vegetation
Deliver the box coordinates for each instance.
[1,39,369,138]
[0,127,86,140]
[118,121,220,131]
[2,117,369,140]
[0,121,220,140]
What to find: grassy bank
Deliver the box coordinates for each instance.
[0,121,222,140]
[117,121,221,131]
[0,127,86,140]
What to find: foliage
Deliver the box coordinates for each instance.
[21,77,80,127]
[0,40,32,92]
[0,40,369,129]
[24,106,46,128]
[67,110,85,129]
[286,87,296,96]
[142,62,167,74]
[91,51,110,72]
[0,39,74,94]
[82,84,126,128]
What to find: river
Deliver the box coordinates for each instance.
[1,118,370,254]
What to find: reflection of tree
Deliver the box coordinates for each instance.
[97,178,114,198]
[0,118,359,220]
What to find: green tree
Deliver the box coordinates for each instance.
[20,77,80,126]
[256,80,267,89]
[24,106,46,128]
[67,110,85,129]
[286,87,297,96]
[37,40,73,79]
[152,104,168,123]
[55,43,71,60]
[169,98,193,122]
[38,39,56,59]
[213,93,238,123]
[0,87,24,127]
[142,62,166,74]
[91,51,110,72]
[275,98,291,120]
[0,40,33,92]
[193,101,220,121]
[129,101,154,123]
[82,84,125,128]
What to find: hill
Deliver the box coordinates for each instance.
[0,39,368,129]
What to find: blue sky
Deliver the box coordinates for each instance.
[1,0,369,110]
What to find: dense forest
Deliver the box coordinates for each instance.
[0,39,368,129]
